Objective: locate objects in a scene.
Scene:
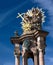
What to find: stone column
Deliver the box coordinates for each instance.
[15,55,20,65]
[39,49,44,65]
[30,40,38,65]
[22,55,27,65]
[37,37,45,65]
[14,43,20,65]
[34,53,38,65]
[33,49,38,65]
[22,51,27,65]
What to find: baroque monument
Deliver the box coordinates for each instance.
[11,7,48,65]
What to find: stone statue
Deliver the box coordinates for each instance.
[22,38,31,51]
[17,7,46,33]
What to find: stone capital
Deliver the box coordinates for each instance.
[38,48,45,55]
[14,49,20,56]
[30,47,38,56]
[38,48,43,52]
[14,54,20,59]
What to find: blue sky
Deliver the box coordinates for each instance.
[0,0,53,65]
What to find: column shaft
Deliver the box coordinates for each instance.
[34,54,38,65]
[39,50,44,65]
[22,56,27,65]
[15,55,20,65]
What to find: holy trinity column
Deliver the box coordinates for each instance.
[11,7,48,65]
